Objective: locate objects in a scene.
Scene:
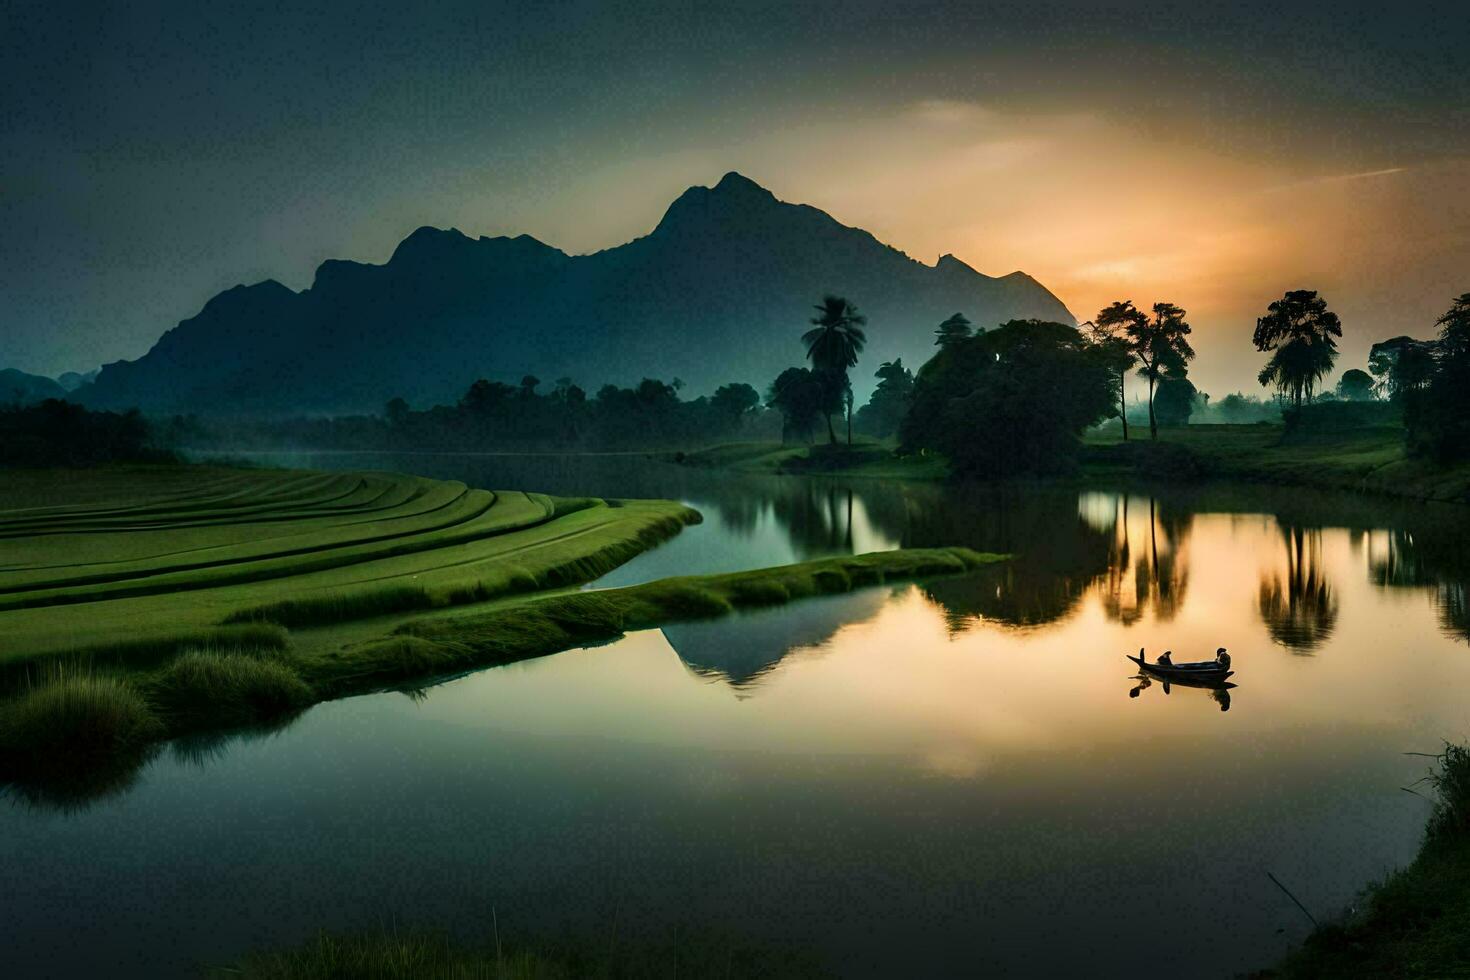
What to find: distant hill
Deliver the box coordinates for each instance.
[83,172,1074,415]
[57,369,98,391]
[1,368,67,405]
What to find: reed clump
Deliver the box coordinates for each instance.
[148,650,312,728]
[0,665,162,777]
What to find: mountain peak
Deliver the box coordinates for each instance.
[389,226,473,264]
[712,171,773,198]
[652,172,781,238]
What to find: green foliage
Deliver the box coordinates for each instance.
[1087,302,1142,438]
[1274,741,1470,978]
[1153,376,1198,427]
[854,358,914,438]
[900,319,1117,476]
[1127,302,1195,438]
[934,311,973,347]
[1253,289,1342,408]
[1368,295,1470,463]
[0,666,162,776]
[767,367,835,444]
[710,382,760,421]
[802,295,867,445]
[1336,368,1375,401]
[0,400,171,467]
[149,650,312,727]
[1282,402,1397,436]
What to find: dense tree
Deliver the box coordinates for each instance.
[934,312,973,348]
[1335,369,1375,401]
[1369,336,1437,402]
[1089,301,1145,440]
[1125,302,1195,440]
[1152,375,1198,427]
[802,295,867,445]
[767,367,831,444]
[1253,290,1341,409]
[899,319,1116,477]
[711,382,761,423]
[1411,294,1470,461]
[854,358,915,438]
[0,400,163,466]
[384,397,410,425]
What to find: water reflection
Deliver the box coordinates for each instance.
[1366,526,1470,643]
[1128,672,1236,712]
[662,590,887,691]
[1258,527,1339,653]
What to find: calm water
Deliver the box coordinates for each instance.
[6,453,1470,977]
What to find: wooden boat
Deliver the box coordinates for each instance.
[1127,653,1233,683]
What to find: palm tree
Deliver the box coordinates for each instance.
[1258,340,1335,408]
[1125,302,1195,440]
[802,295,867,445]
[1252,289,1342,408]
[1091,301,1146,440]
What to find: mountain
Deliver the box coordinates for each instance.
[1,368,67,405]
[83,172,1074,415]
[57,369,98,391]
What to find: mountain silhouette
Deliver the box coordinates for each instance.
[1,368,67,405]
[83,172,1074,414]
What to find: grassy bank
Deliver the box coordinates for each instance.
[1082,425,1470,504]
[0,547,1004,799]
[1270,744,1470,977]
[673,440,947,480]
[680,425,1470,505]
[214,926,830,979]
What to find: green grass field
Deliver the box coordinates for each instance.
[0,466,695,661]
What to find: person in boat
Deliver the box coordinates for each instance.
[1215,647,1231,670]
[1157,650,1173,666]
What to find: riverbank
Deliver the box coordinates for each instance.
[1268,744,1470,977]
[676,425,1470,504]
[214,926,831,978]
[0,544,1004,802]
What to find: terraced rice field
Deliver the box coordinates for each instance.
[0,466,696,663]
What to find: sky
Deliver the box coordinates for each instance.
[4,0,1468,398]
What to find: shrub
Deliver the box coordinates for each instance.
[0,667,161,773]
[150,651,312,727]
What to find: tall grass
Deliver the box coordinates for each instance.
[0,664,162,776]
[0,623,290,697]
[148,650,313,728]
[1425,742,1470,842]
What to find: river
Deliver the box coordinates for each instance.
[5,452,1470,977]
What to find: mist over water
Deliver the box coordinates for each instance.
[5,453,1470,977]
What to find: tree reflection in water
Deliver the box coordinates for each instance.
[1092,494,1193,626]
[1366,526,1470,643]
[1258,525,1339,653]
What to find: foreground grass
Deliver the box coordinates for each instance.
[0,547,1004,800]
[216,927,830,979]
[1270,744,1470,977]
